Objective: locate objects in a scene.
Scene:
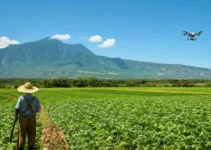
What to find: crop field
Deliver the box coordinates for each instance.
[1,87,211,150]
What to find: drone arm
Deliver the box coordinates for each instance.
[195,31,202,36]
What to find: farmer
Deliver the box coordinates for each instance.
[14,82,41,150]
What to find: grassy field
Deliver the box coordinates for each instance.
[0,87,211,149]
[98,87,211,94]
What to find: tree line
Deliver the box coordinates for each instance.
[0,78,211,88]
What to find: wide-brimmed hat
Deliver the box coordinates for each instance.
[17,82,39,93]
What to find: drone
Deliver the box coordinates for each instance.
[183,31,202,41]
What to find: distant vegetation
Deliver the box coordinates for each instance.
[0,78,211,88]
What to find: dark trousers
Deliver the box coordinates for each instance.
[17,112,36,149]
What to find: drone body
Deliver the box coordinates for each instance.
[183,31,202,41]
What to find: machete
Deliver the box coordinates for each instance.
[10,118,17,144]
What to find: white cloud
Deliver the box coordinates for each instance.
[98,38,115,48]
[0,36,20,48]
[89,35,103,43]
[50,34,71,40]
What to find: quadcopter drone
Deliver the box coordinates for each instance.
[183,31,202,41]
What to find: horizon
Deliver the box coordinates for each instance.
[0,0,211,69]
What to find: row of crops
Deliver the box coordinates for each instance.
[0,91,17,150]
[41,88,211,149]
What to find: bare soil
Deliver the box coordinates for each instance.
[39,105,69,150]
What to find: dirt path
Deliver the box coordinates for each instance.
[39,105,69,150]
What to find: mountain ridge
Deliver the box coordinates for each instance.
[0,38,211,79]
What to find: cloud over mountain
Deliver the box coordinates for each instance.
[50,34,71,40]
[89,35,103,43]
[0,36,20,48]
[98,38,115,48]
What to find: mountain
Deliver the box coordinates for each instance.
[0,37,211,79]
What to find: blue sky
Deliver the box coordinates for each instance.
[0,0,211,69]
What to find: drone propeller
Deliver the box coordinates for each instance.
[183,31,189,36]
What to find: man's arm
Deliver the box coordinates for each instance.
[36,98,41,113]
[14,97,22,122]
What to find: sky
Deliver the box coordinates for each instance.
[0,0,211,69]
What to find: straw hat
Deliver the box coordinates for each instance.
[17,82,39,93]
